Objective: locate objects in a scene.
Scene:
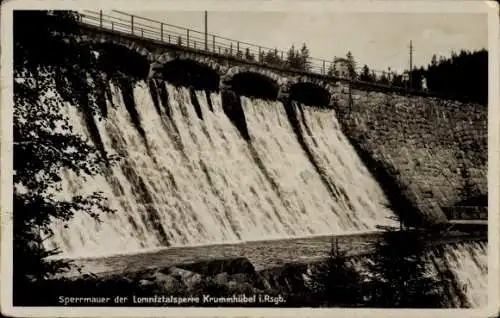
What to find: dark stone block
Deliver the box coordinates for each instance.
[177,257,256,276]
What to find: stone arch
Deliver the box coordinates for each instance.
[222,67,282,100]
[155,51,223,75]
[81,36,152,79]
[80,34,153,61]
[221,65,286,88]
[159,56,221,92]
[286,77,337,107]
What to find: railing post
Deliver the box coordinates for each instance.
[237,41,239,54]
[141,28,143,37]
[168,34,171,43]
[186,30,190,47]
[131,15,134,34]
[258,46,261,62]
[218,47,221,54]
[99,10,103,28]
[322,60,325,75]
[194,41,196,49]
[160,23,163,41]
[213,35,215,52]
[281,51,283,61]
[230,43,232,55]
[111,21,114,31]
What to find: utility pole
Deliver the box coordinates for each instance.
[204,11,208,51]
[409,40,413,90]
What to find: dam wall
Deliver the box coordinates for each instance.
[30,25,487,253]
[334,85,487,226]
[78,26,489,228]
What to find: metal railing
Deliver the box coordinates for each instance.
[77,10,443,96]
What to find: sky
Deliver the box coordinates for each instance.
[128,11,488,74]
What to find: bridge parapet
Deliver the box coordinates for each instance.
[79,23,338,104]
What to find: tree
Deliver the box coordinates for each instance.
[430,54,438,67]
[264,48,283,67]
[364,227,442,308]
[359,64,372,82]
[423,49,487,103]
[286,44,310,70]
[13,10,116,304]
[307,239,364,307]
[286,44,299,69]
[409,67,424,91]
[379,71,389,85]
[345,51,357,80]
[299,43,311,71]
[391,73,404,88]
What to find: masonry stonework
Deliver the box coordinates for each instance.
[334,87,487,223]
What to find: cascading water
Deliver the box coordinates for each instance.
[45,79,396,257]
[293,102,394,228]
[427,241,488,307]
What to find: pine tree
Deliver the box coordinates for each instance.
[380,71,389,85]
[264,48,282,67]
[392,74,404,88]
[308,239,364,307]
[345,51,357,80]
[299,43,311,71]
[423,49,487,104]
[286,44,298,69]
[360,64,371,82]
[430,54,438,67]
[274,48,282,65]
[365,227,442,308]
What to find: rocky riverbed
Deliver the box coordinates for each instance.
[20,237,487,308]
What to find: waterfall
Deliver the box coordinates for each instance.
[45,79,396,257]
[428,241,488,307]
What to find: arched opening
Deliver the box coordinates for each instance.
[162,59,220,92]
[289,82,331,107]
[227,72,279,100]
[92,42,150,79]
